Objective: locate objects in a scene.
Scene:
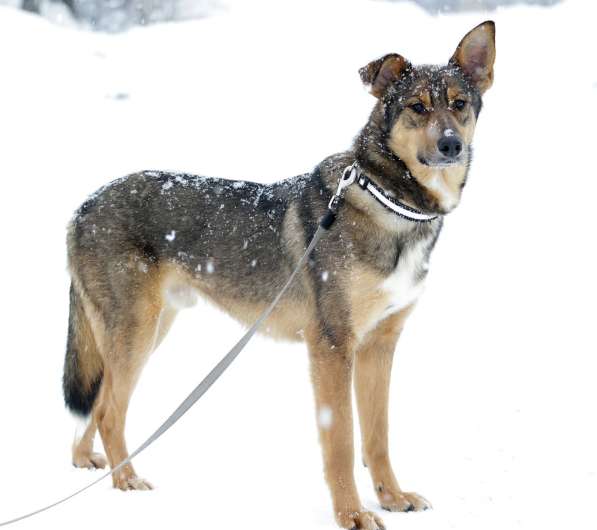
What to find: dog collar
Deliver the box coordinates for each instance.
[349,164,439,223]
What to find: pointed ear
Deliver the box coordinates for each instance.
[450,21,496,94]
[359,54,410,98]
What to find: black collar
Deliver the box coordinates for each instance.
[353,165,439,222]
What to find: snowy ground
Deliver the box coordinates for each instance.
[0,1,595,529]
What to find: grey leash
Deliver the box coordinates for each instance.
[0,164,358,528]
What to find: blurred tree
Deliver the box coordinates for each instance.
[15,0,561,31]
[21,0,41,12]
[22,0,75,15]
[18,0,216,31]
[391,0,560,14]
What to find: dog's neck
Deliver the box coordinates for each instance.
[353,108,441,215]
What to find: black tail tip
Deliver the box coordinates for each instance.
[63,373,102,417]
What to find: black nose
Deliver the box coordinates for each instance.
[437,136,463,159]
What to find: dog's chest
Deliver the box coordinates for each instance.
[381,240,428,315]
[352,237,430,341]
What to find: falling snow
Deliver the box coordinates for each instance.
[1,2,595,530]
[318,406,333,430]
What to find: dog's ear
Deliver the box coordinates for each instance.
[359,54,410,98]
[450,21,496,94]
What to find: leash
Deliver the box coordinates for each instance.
[0,161,435,527]
[0,164,356,528]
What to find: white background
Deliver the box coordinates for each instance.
[0,0,595,529]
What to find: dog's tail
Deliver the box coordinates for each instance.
[63,282,104,417]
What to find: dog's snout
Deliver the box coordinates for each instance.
[437,136,462,159]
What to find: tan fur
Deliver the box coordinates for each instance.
[387,102,476,212]
[354,309,430,512]
[159,262,313,341]
[70,250,425,502]
[359,54,409,98]
[343,183,411,234]
[68,266,164,489]
[68,273,105,391]
[304,306,430,528]
[72,417,107,470]
[415,90,432,109]
[348,265,390,341]
[199,291,312,342]
[93,271,163,490]
[450,21,496,94]
[70,257,316,486]
[305,325,381,529]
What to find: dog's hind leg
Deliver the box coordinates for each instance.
[93,279,165,491]
[72,416,107,469]
[354,309,431,512]
[94,366,154,491]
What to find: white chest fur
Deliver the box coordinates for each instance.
[354,236,430,341]
[425,170,459,212]
[381,239,428,317]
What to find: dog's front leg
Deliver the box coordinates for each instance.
[307,327,385,530]
[354,309,431,513]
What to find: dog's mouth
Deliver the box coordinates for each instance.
[417,153,466,169]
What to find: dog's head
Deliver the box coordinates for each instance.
[359,21,495,214]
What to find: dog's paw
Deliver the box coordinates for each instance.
[336,509,385,530]
[378,488,431,512]
[114,474,154,491]
[72,451,107,470]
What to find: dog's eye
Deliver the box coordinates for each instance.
[410,103,426,114]
[453,99,467,110]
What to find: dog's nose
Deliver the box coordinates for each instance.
[437,136,463,159]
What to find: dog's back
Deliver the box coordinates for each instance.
[63,169,325,433]
[67,170,320,301]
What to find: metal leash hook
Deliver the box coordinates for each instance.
[328,162,358,213]
[320,162,358,230]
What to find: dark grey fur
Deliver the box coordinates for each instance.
[63,57,481,426]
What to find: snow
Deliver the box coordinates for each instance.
[318,406,334,430]
[166,285,199,309]
[165,230,176,242]
[72,414,90,446]
[0,1,596,530]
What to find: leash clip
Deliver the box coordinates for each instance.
[328,162,358,213]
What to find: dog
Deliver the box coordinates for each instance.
[63,21,495,529]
